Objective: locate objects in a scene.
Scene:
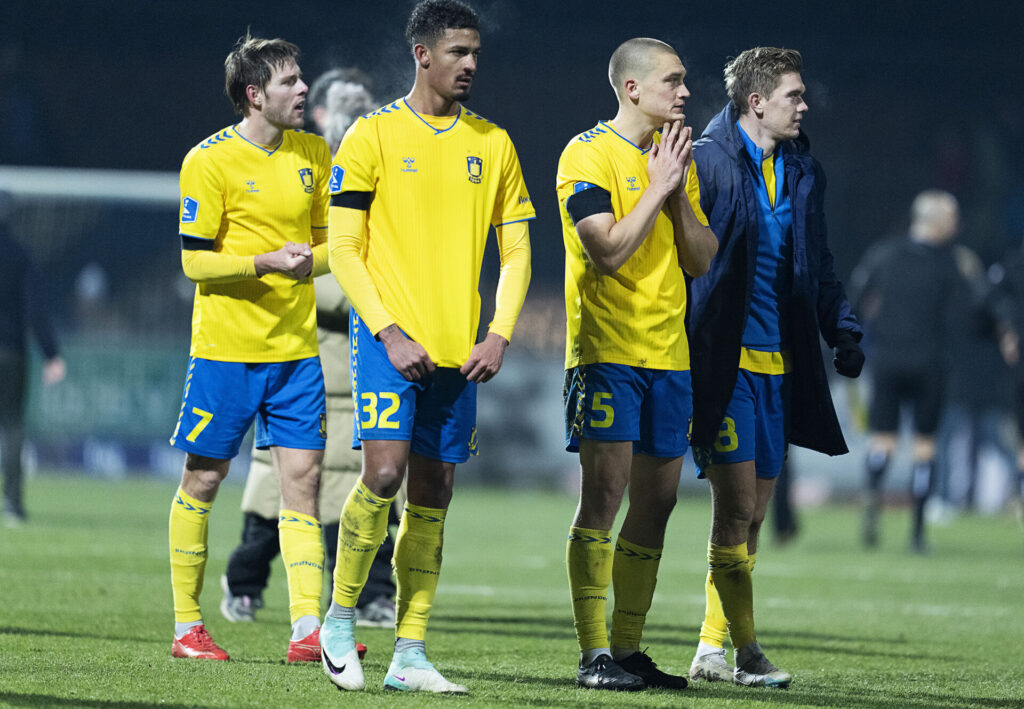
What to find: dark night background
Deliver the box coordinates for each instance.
[1,0,1023,483]
[3,0,1023,289]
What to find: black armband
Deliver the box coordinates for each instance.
[566,186,613,224]
[331,191,373,210]
[181,235,215,251]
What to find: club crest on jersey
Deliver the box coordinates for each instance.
[181,196,198,223]
[298,167,314,194]
[329,165,345,193]
[466,156,482,184]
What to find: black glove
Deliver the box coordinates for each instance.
[833,331,864,378]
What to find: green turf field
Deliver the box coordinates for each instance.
[1,474,1022,708]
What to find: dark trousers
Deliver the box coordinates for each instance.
[226,503,399,606]
[0,351,26,518]
[772,456,798,540]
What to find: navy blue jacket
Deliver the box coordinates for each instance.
[688,104,861,455]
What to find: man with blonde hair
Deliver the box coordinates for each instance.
[686,47,863,687]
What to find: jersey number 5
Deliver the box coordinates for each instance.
[590,392,615,429]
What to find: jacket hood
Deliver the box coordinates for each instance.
[700,102,811,157]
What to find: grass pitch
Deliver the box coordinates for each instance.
[1,474,1023,708]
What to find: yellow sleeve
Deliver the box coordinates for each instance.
[328,205,392,335]
[492,132,536,227]
[684,162,709,226]
[311,136,331,230]
[311,241,331,277]
[181,249,256,283]
[488,220,532,341]
[304,135,332,277]
[326,118,392,334]
[178,148,223,240]
[555,135,612,208]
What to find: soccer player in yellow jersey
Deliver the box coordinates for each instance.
[320,0,533,694]
[167,35,332,663]
[557,38,717,691]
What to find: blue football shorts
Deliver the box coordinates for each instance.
[170,356,327,459]
[563,362,692,458]
[694,369,791,479]
[350,311,477,464]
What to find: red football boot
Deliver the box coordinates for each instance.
[172,625,229,660]
[287,627,368,663]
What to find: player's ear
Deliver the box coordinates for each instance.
[747,92,763,117]
[246,84,263,111]
[624,78,639,103]
[413,43,431,69]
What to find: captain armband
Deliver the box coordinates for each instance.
[330,191,373,210]
[566,184,613,224]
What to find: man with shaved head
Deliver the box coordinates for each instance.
[686,47,863,688]
[851,190,963,554]
[557,37,717,691]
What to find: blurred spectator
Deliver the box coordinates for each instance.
[771,452,798,546]
[306,67,375,153]
[0,191,66,526]
[988,237,1024,521]
[935,249,1017,516]
[851,190,966,552]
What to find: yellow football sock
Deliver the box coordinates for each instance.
[708,542,755,649]
[700,549,758,648]
[279,509,324,623]
[394,503,447,641]
[332,481,394,607]
[566,526,613,652]
[609,536,661,652]
[699,571,729,648]
[169,488,210,624]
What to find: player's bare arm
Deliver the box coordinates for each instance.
[460,332,508,383]
[669,136,717,277]
[377,323,435,381]
[576,120,687,276]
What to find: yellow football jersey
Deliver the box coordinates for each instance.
[557,121,707,370]
[178,127,331,362]
[330,100,535,366]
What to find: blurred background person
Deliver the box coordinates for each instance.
[0,190,66,527]
[934,243,1018,518]
[220,67,401,628]
[770,453,798,546]
[852,190,966,552]
[988,235,1024,523]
